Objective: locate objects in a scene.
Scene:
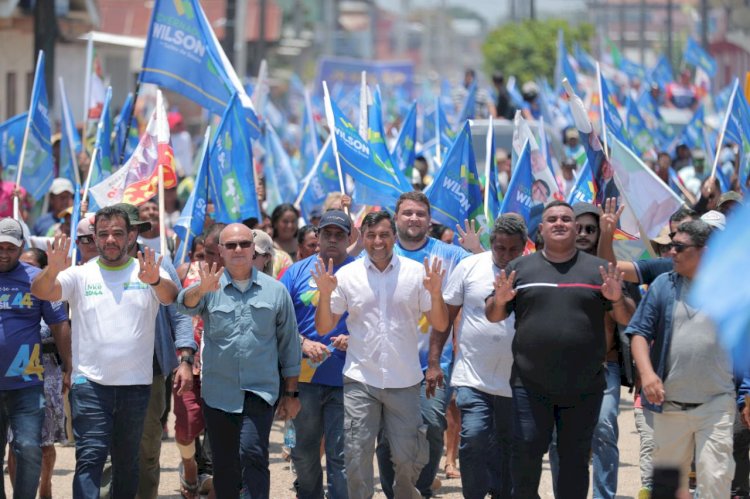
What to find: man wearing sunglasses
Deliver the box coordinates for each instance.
[177,223,301,498]
[627,219,734,497]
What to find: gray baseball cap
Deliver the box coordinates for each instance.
[0,218,24,247]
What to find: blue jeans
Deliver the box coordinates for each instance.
[203,391,275,499]
[291,383,347,499]
[455,386,512,499]
[0,385,45,499]
[592,362,621,499]
[70,379,151,499]
[511,384,603,499]
[376,375,449,498]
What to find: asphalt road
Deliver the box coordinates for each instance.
[4,387,645,498]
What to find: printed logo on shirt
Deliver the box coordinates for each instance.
[123,282,149,291]
[300,289,319,307]
[307,278,318,289]
[3,343,43,382]
[85,283,104,296]
[0,291,34,309]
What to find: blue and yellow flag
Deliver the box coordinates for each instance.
[483,117,502,225]
[59,80,82,185]
[369,88,412,192]
[683,37,717,77]
[567,159,596,205]
[719,79,750,193]
[113,93,139,165]
[174,129,210,264]
[90,86,114,186]
[0,113,27,182]
[426,121,483,237]
[299,138,340,219]
[15,51,54,200]
[598,70,634,152]
[648,55,673,89]
[140,0,260,138]
[625,96,657,155]
[263,122,300,211]
[500,141,542,238]
[208,93,260,223]
[456,81,477,122]
[390,101,417,179]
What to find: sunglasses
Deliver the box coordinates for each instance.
[222,240,253,250]
[667,242,702,253]
[576,224,598,235]
[77,235,94,245]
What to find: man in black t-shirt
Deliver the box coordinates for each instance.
[486,201,632,499]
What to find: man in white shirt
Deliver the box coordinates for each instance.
[31,205,178,499]
[428,215,527,499]
[313,210,449,499]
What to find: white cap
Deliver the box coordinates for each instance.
[700,210,726,231]
[50,178,74,196]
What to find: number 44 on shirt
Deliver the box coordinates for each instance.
[5,344,44,381]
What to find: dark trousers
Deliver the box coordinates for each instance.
[203,392,275,499]
[511,384,603,499]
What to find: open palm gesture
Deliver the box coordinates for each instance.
[46,234,72,272]
[492,269,517,304]
[311,258,338,295]
[423,257,445,295]
[137,247,164,285]
[599,263,624,301]
[198,261,224,293]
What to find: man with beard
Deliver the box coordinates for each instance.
[280,210,355,498]
[486,200,632,498]
[31,205,178,498]
[376,191,472,498]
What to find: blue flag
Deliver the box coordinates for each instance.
[69,184,81,257]
[369,89,412,192]
[324,88,404,207]
[426,122,483,236]
[674,105,706,152]
[483,118,502,225]
[619,57,647,80]
[555,30,578,94]
[174,129,210,264]
[599,71,634,151]
[500,141,542,238]
[15,52,54,200]
[391,101,417,178]
[59,80,82,185]
[714,83,734,114]
[720,80,750,193]
[573,42,597,74]
[567,159,596,205]
[140,0,260,138]
[0,113,27,182]
[299,91,321,176]
[421,100,456,162]
[690,202,750,364]
[648,55,674,88]
[263,123,300,211]
[683,37,717,77]
[90,86,114,186]
[457,81,477,122]
[113,93,139,165]
[208,93,260,223]
[625,97,657,155]
[299,138,340,219]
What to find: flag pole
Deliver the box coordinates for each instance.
[119,80,142,166]
[483,116,494,222]
[294,137,330,210]
[158,164,167,257]
[82,33,94,143]
[358,71,368,140]
[595,62,610,162]
[13,51,45,221]
[59,77,82,186]
[435,96,442,167]
[322,82,347,197]
[81,147,99,206]
[709,79,739,183]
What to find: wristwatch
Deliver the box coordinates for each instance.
[283,390,300,398]
[180,354,195,366]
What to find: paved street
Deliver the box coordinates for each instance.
[4,387,645,498]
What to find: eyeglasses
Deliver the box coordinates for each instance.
[77,235,94,245]
[253,251,271,259]
[667,242,702,253]
[576,224,598,235]
[222,240,253,250]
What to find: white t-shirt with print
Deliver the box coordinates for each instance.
[443,251,515,397]
[58,257,169,386]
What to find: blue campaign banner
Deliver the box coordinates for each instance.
[315,57,414,115]
[391,101,417,177]
[174,130,209,264]
[0,113,27,182]
[683,37,717,77]
[208,93,260,223]
[140,0,260,138]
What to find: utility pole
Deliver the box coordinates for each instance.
[700,0,709,49]
[639,0,646,65]
[666,0,673,67]
[235,0,247,80]
[224,0,236,67]
[530,0,536,20]
[33,0,56,106]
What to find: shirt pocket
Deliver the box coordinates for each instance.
[245,300,276,339]
[206,302,237,339]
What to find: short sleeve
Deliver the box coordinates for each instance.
[41,299,67,326]
[330,284,347,316]
[443,259,467,307]
[57,266,79,303]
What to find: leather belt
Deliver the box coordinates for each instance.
[666,401,703,411]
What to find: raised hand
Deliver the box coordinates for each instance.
[137,247,164,285]
[492,269,517,304]
[456,219,484,253]
[46,234,72,272]
[423,257,445,295]
[599,263,624,302]
[598,197,624,234]
[311,257,338,295]
[197,261,224,293]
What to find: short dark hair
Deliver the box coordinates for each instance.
[490,214,527,245]
[670,206,698,224]
[542,200,573,216]
[430,224,450,240]
[22,248,47,268]
[395,191,431,215]
[203,223,226,245]
[270,203,300,234]
[297,224,317,245]
[361,210,396,234]
[95,206,131,233]
[191,235,205,255]
[676,219,712,247]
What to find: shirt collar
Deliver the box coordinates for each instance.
[220,266,259,292]
[364,253,398,273]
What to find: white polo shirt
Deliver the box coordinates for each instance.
[443,251,515,397]
[58,257,169,386]
[330,254,431,389]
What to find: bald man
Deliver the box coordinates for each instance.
[177,223,301,498]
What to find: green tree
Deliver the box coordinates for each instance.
[482,19,594,85]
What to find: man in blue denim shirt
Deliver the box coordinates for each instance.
[177,223,301,498]
[627,220,735,497]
